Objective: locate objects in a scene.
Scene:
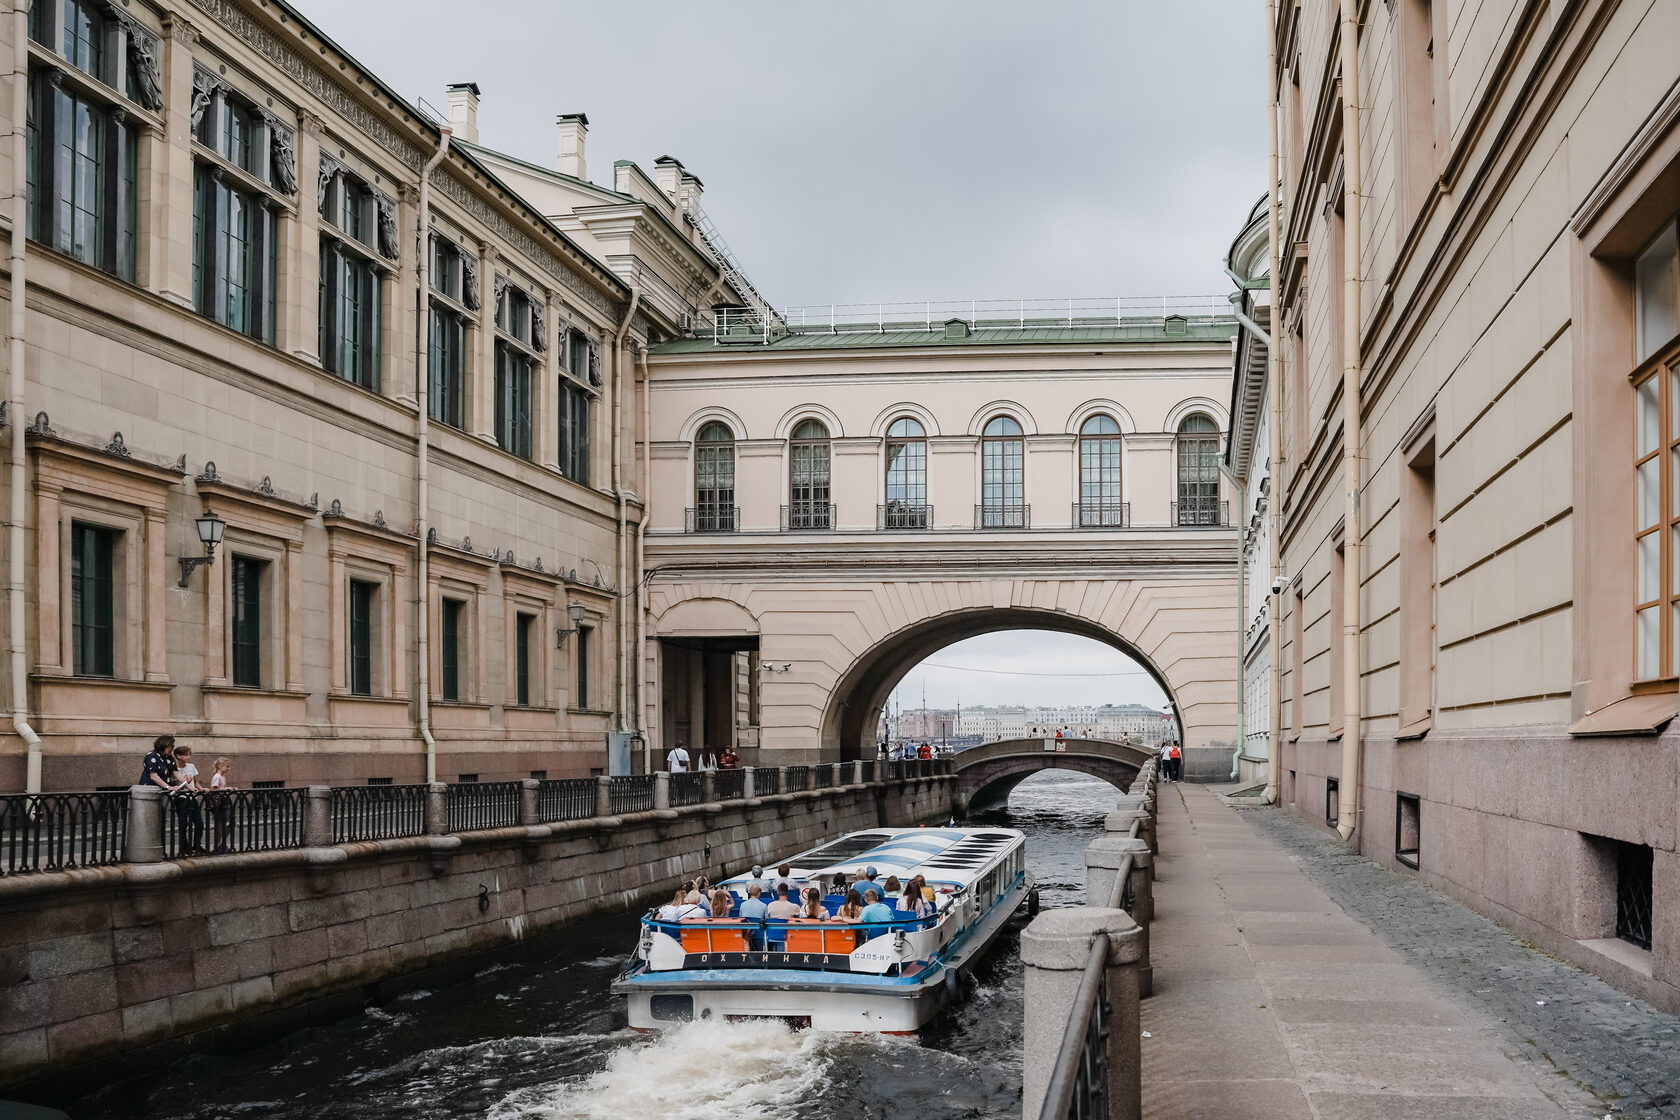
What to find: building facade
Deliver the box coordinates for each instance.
[1265,0,1680,1009]
[1,0,671,789]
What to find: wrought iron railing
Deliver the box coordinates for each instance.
[669,772,703,807]
[1170,499,1229,527]
[446,780,522,832]
[781,502,835,531]
[538,777,597,822]
[331,784,427,843]
[685,506,739,533]
[0,790,129,876]
[1074,501,1130,528]
[878,502,933,530]
[860,760,876,783]
[609,774,655,814]
[714,769,746,800]
[975,503,1030,529]
[782,765,810,792]
[170,786,306,857]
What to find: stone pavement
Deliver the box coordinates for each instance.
[1139,783,1635,1119]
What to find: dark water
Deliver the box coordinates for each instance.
[71,771,1115,1120]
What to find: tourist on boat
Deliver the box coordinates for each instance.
[883,875,903,899]
[835,889,866,922]
[709,889,734,919]
[799,886,829,919]
[831,871,848,896]
[858,888,896,934]
[744,865,770,897]
[737,883,769,922]
[657,887,705,922]
[771,863,800,896]
[766,883,802,920]
[899,876,935,921]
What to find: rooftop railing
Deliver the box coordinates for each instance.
[775,296,1230,336]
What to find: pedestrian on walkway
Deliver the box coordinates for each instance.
[207,756,237,853]
[173,746,207,855]
[1168,741,1182,782]
[667,743,690,773]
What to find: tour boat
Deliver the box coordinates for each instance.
[613,826,1032,1032]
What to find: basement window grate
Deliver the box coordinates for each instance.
[1395,792,1420,869]
[1616,842,1653,951]
[1325,777,1339,829]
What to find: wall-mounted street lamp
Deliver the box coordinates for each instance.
[177,509,226,587]
[554,602,588,648]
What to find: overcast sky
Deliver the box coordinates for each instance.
[888,632,1170,714]
[294,0,1268,306]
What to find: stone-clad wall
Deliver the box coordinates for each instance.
[0,778,954,1088]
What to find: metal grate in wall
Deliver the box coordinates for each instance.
[1616,842,1653,951]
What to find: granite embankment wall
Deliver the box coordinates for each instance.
[0,775,954,1088]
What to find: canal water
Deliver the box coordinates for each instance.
[71,770,1117,1120]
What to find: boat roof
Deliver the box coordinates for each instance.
[717,827,1024,891]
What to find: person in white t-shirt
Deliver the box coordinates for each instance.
[668,745,691,773]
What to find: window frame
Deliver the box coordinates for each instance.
[980,415,1025,527]
[1632,220,1680,683]
[574,624,591,711]
[69,520,117,678]
[440,596,464,703]
[514,610,534,708]
[191,73,286,344]
[427,233,475,430]
[884,417,929,527]
[493,277,540,460]
[558,332,593,483]
[348,577,378,697]
[229,553,266,689]
[788,418,831,527]
[1175,413,1223,526]
[694,421,737,532]
[1078,414,1123,526]
[319,169,385,390]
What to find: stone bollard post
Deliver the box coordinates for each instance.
[595,775,613,818]
[303,785,333,847]
[830,762,844,789]
[124,785,164,863]
[520,779,541,826]
[701,770,716,803]
[425,783,450,835]
[1021,908,1144,1120]
[853,760,864,785]
[1085,835,1154,997]
[654,771,671,809]
[1105,807,1155,855]
[741,766,756,799]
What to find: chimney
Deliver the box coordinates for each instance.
[679,171,704,215]
[446,82,480,145]
[653,155,683,203]
[555,113,588,180]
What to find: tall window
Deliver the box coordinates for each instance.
[1633,222,1680,680]
[495,281,536,460]
[515,612,534,707]
[575,626,590,710]
[1175,414,1222,525]
[884,417,929,529]
[349,579,375,696]
[70,521,115,678]
[25,1,142,282]
[1078,415,1124,526]
[980,416,1025,528]
[320,172,383,389]
[231,556,264,688]
[559,329,594,483]
[693,422,736,532]
[788,419,832,529]
[440,598,463,702]
[193,83,279,343]
[429,236,470,428]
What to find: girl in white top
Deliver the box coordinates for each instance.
[208,756,236,853]
[656,888,705,922]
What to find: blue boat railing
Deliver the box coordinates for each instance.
[638,910,944,969]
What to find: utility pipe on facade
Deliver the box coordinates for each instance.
[635,344,653,775]
[1219,458,1246,780]
[1336,0,1364,841]
[612,287,641,732]
[414,124,452,785]
[1264,0,1286,807]
[11,2,42,792]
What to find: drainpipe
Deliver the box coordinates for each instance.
[1336,0,1364,842]
[415,124,452,784]
[1264,0,1287,807]
[1219,460,1245,780]
[612,287,641,733]
[635,344,653,775]
[10,4,41,792]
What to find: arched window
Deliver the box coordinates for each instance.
[788,419,832,529]
[980,416,1026,528]
[883,418,930,529]
[1175,414,1222,525]
[1078,415,1124,527]
[693,421,736,532]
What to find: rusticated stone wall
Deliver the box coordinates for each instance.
[0,777,953,1089]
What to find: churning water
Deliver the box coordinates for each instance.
[70,770,1116,1120]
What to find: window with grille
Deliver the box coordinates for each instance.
[695,422,736,531]
[320,173,382,388]
[1633,222,1680,679]
[1395,792,1420,869]
[70,522,116,678]
[789,419,831,528]
[885,417,928,527]
[231,555,265,688]
[1615,841,1653,951]
[1176,414,1222,524]
[980,416,1025,527]
[1079,414,1123,525]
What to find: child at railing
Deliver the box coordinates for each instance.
[207,757,237,854]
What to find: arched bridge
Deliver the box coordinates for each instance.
[952,737,1156,816]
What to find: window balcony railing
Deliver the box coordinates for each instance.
[878,502,934,530]
[1171,499,1229,527]
[685,506,739,533]
[1074,502,1130,528]
[975,503,1030,530]
[781,502,836,531]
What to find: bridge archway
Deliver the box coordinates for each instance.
[821,606,1181,761]
[950,736,1157,815]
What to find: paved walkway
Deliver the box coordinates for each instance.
[1140,784,1626,1119]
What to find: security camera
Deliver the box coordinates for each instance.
[1272,577,1286,595]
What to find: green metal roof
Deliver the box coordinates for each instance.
[652,319,1238,354]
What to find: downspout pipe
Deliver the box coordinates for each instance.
[415,124,452,784]
[1336,0,1364,842]
[11,3,41,791]
[1225,283,1274,348]
[635,344,653,775]
[1264,0,1287,807]
[612,287,641,734]
[1220,461,1246,780]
